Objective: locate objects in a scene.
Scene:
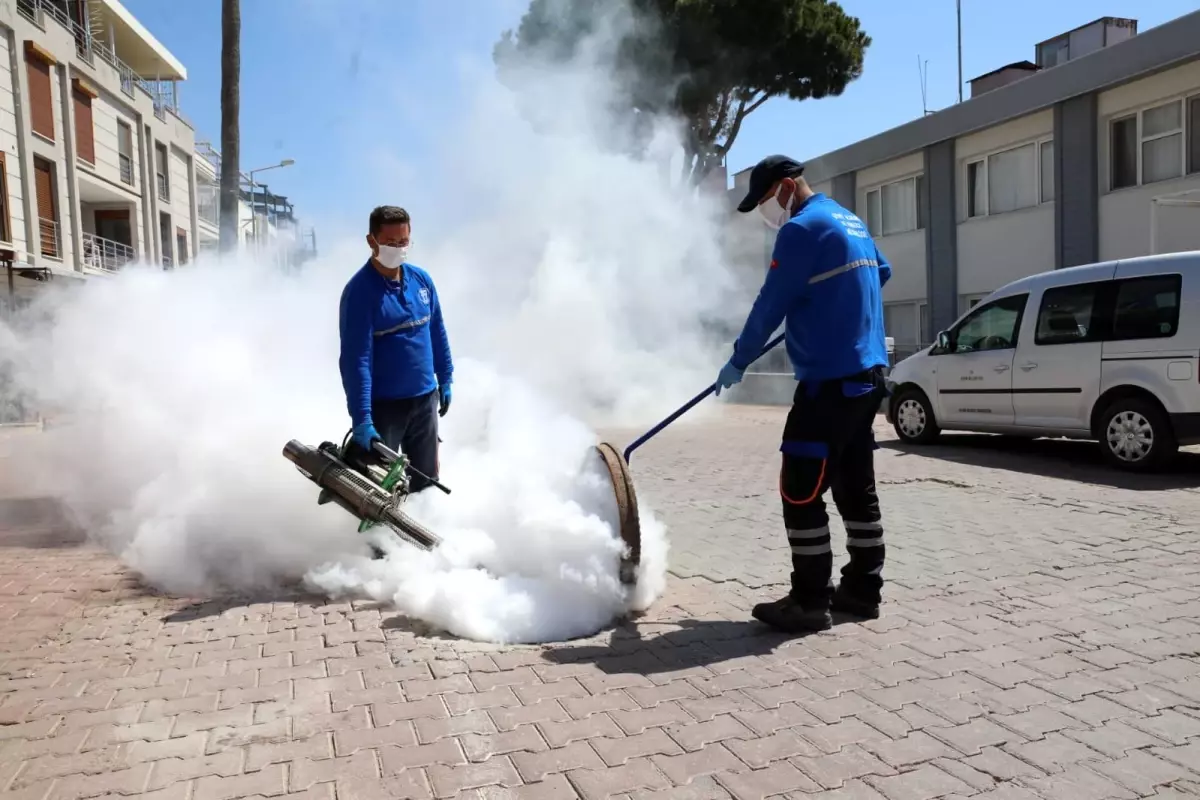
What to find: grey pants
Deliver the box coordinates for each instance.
[373,389,439,492]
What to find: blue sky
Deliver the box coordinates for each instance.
[122,0,1197,239]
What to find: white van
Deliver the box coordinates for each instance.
[885,252,1200,472]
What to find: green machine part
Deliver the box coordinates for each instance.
[354,448,411,533]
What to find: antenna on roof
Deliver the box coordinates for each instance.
[918,55,933,115]
[957,0,964,103]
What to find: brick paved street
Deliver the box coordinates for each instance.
[2,406,1200,799]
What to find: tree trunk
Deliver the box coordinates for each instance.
[218,0,240,254]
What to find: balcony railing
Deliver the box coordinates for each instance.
[197,183,218,227]
[81,232,136,273]
[38,218,61,260]
[119,153,134,186]
[157,172,170,203]
[17,0,187,122]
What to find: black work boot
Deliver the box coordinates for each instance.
[752,596,832,634]
[831,584,880,619]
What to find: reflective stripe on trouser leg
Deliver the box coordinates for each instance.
[830,433,885,603]
[844,519,885,576]
[780,452,834,608]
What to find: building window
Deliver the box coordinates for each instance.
[1039,141,1054,203]
[1142,101,1183,184]
[25,44,55,142]
[864,174,923,237]
[156,142,169,202]
[117,121,135,185]
[0,153,11,244]
[1190,97,1200,175]
[72,79,96,166]
[1109,96,1200,190]
[33,157,60,260]
[967,161,985,218]
[1110,115,1137,189]
[964,139,1053,218]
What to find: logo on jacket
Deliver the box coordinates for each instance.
[769,259,779,270]
[418,287,430,304]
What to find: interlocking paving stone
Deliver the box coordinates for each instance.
[2,409,1200,798]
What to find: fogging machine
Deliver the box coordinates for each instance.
[282,433,450,551]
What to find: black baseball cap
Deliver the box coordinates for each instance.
[736,155,805,213]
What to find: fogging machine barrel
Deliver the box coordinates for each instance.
[282,439,415,531]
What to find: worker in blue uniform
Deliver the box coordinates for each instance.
[717,155,891,634]
[339,205,453,493]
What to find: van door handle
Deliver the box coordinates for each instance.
[1020,362,1038,371]
[993,364,1010,373]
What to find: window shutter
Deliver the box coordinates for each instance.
[24,44,55,141]
[72,79,96,165]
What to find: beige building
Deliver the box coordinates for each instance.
[1,0,197,307]
[730,12,1200,365]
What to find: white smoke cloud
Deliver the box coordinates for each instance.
[0,0,744,644]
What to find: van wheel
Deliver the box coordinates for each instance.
[892,388,940,444]
[1098,397,1177,472]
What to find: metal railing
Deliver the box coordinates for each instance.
[197,183,219,227]
[17,0,187,122]
[157,172,170,203]
[81,232,136,273]
[196,141,222,175]
[119,153,134,185]
[38,218,61,260]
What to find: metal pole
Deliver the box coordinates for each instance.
[248,173,257,253]
[957,0,964,104]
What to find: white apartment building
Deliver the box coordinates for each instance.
[729,12,1200,366]
[1,0,198,309]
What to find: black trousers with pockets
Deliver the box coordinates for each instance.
[779,366,887,609]
[373,390,440,493]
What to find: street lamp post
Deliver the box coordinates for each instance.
[244,159,294,253]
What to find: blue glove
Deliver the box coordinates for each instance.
[714,360,745,397]
[438,384,452,417]
[352,421,380,450]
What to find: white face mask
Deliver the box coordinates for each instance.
[375,244,408,269]
[758,186,794,230]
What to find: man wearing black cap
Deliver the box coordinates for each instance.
[716,155,892,634]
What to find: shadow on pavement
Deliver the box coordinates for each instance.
[160,586,328,624]
[881,435,1200,491]
[541,616,861,673]
[0,497,87,548]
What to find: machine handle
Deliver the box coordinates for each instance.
[371,441,452,495]
[371,440,402,463]
[622,333,786,465]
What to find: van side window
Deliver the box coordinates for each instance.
[948,294,1027,354]
[1035,282,1104,346]
[1111,274,1182,341]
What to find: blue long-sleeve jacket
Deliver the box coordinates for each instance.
[338,262,453,428]
[731,193,890,383]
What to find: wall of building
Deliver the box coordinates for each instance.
[1097,59,1200,260]
[858,152,926,305]
[0,30,27,256]
[167,143,192,260]
[90,85,139,192]
[955,109,1055,299]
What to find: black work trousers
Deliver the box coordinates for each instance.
[374,390,440,493]
[779,366,887,609]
